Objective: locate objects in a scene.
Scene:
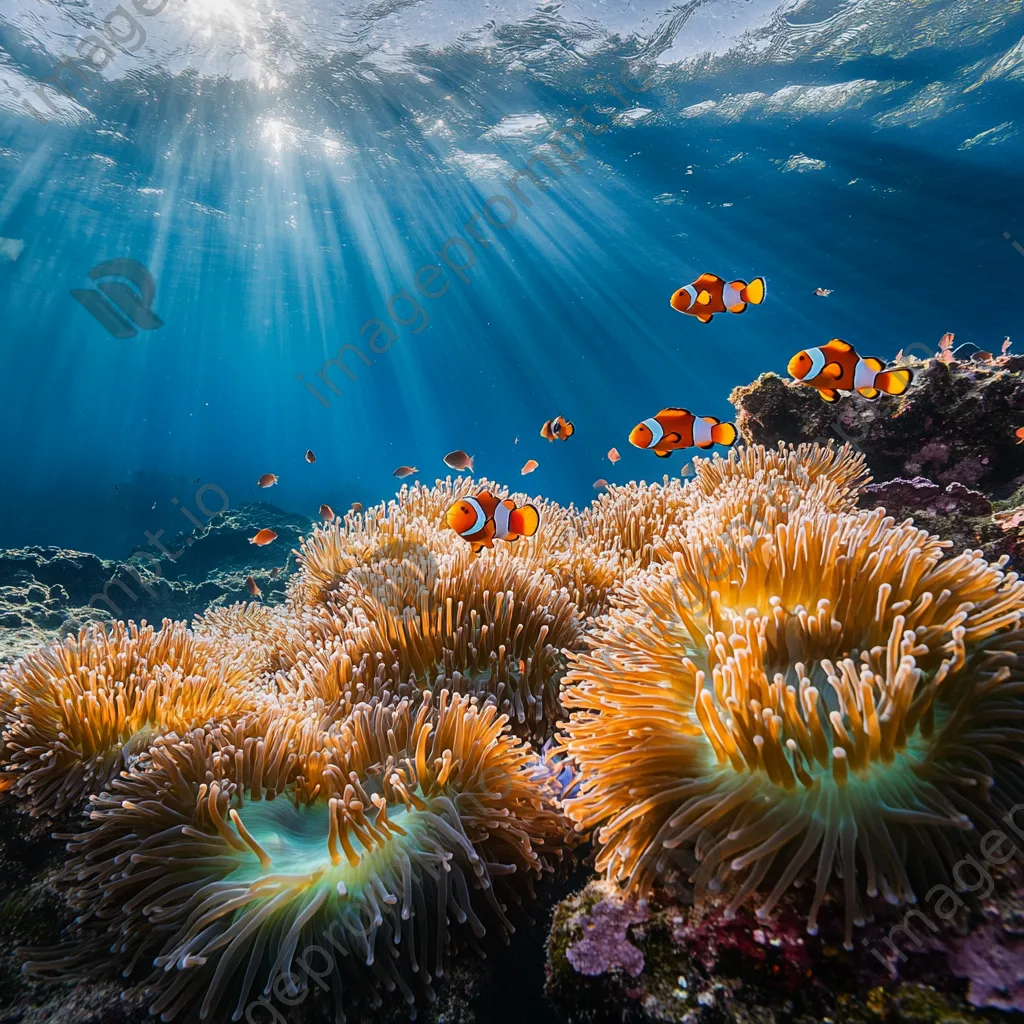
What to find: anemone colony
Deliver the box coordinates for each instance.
[4,445,1024,1018]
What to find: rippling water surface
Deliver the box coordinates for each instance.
[0,0,1021,553]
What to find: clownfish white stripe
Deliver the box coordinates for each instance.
[693,418,713,446]
[805,347,826,379]
[493,501,512,539]
[459,497,488,536]
[853,358,877,390]
[640,417,664,447]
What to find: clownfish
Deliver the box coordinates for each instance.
[443,490,540,553]
[787,339,913,403]
[540,416,574,441]
[670,273,765,323]
[629,408,737,457]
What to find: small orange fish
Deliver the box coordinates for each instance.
[269,567,281,577]
[305,450,316,463]
[814,287,832,297]
[443,491,540,554]
[250,528,278,546]
[444,450,474,471]
[257,473,278,488]
[788,340,913,403]
[593,478,608,490]
[629,408,737,456]
[350,502,364,513]
[319,504,335,520]
[939,332,955,350]
[393,466,418,478]
[607,447,621,463]
[1003,337,1012,356]
[1015,427,1024,445]
[540,416,574,441]
[670,274,765,323]
[246,576,262,598]
[521,459,539,474]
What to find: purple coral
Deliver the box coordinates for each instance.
[566,898,648,978]
[948,923,1024,1011]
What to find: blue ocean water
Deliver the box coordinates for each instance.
[0,0,1021,557]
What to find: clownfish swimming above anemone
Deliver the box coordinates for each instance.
[629,408,737,457]
[670,273,765,323]
[443,490,540,553]
[788,339,913,403]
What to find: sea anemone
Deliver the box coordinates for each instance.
[193,601,297,676]
[579,477,689,573]
[0,619,254,818]
[560,505,1024,948]
[293,543,582,739]
[24,690,568,1022]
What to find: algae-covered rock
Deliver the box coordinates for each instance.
[731,359,1024,500]
[546,881,1016,1024]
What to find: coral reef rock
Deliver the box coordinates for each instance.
[0,501,305,666]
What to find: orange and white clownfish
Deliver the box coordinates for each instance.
[443,490,541,553]
[628,408,737,457]
[787,339,913,403]
[540,415,574,441]
[670,273,765,323]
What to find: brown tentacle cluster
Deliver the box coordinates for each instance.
[561,467,1024,949]
[22,692,567,1022]
[0,619,253,817]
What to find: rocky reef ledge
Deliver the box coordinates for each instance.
[729,355,1024,564]
[0,503,308,666]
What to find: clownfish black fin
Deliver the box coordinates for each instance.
[696,290,712,305]
[729,303,747,313]
[696,313,713,323]
[822,362,844,380]
[665,432,683,443]
[862,356,885,372]
[857,386,880,400]
[654,450,672,458]
[818,389,840,403]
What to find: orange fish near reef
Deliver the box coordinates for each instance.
[670,273,765,323]
[393,466,418,478]
[607,447,621,463]
[305,450,316,463]
[250,529,278,546]
[350,502,364,513]
[521,459,539,475]
[257,473,278,488]
[540,416,574,441]
[1015,427,1024,445]
[593,478,609,490]
[788,339,913,404]
[319,504,335,520]
[246,576,262,598]
[443,490,540,554]
[629,408,737,457]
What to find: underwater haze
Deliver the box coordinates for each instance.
[0,0,1022,556]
